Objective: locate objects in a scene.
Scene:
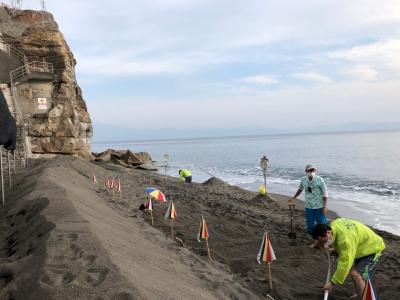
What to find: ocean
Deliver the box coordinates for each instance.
[93,130,400,235]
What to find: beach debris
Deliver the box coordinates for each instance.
[257,232,276,289]
[361,279,377,300]
[146,197,154,226]
[149,189,167,202]
[165,200,177,239]
[197,215,212,261]
[287,204,297,239]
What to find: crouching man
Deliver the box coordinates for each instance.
[311,219,385,299]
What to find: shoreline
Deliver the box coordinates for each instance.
[1,156,399,300]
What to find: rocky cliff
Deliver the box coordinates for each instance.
[0,6,92,159]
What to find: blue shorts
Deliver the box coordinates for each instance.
[305,208,327,235]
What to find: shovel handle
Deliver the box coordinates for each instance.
[323,290,329,300]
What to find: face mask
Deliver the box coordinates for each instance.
[307,171,315,178]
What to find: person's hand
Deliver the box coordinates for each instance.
[323,282,333,293]
[322,206,327,215]
[288,198,295,205]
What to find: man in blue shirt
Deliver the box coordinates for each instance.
[288,164,328,236]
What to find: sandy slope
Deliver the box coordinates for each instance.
[1,156,399,300]
[0,156,258,300]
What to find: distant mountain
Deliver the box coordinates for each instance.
[92,122,400,143]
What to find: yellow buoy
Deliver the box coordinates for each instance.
[258,185,267,195]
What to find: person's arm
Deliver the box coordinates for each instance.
[330,238,356,285]
[288,188,303,205]
[321,178,328,214]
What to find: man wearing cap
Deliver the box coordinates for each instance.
[288,164,328,236]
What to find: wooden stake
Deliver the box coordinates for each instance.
[150,210,154,226]
[268,263,273,289]
[170,219,174,239]
[205,239,212,261]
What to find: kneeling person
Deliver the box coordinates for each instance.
[179,169,192,183]
[312,219,385,298]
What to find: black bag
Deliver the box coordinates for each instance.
[0,88,17,150]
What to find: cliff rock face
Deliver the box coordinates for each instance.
[0,6,92,159]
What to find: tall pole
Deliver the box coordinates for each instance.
[260,156,269,199]
[163,154,170,194]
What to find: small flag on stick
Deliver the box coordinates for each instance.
[257,232,276,289]
[146,197,154,226]
[362,279,377,300]
[197,215,211,260]
[165,200,177,239]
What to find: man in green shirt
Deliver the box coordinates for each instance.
[312,219,385,298]
[179,169,192,183]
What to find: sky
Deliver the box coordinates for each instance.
[19,0,400,133]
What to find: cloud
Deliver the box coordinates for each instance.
[347,65,378,82]
[242,75,278,85]
[292,72,332,84]
[328,39,400,71]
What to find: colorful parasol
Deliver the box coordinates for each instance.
[257,232,276,289]
[149,190,166,202]
[362,279,377,300]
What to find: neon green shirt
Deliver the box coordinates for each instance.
[331,218,385,284]
[179,169,192,181]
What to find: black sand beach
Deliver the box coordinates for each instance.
[1,156,399,299]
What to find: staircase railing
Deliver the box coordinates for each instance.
[10,61,54,85]
[0,38,28,64]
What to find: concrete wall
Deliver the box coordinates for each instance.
[16,80,54,116]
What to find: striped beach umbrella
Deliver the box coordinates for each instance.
[145,187,157,195]
[197,215,212,260]
[149,190,166,202]
[362,279,377,300]
[257,232,276,264]
[257,232,276,289]
[197,215,209,241]
[104,176,110,189]
[145,197,154,211]
[165,200,177,220]
[166,200,177,239]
